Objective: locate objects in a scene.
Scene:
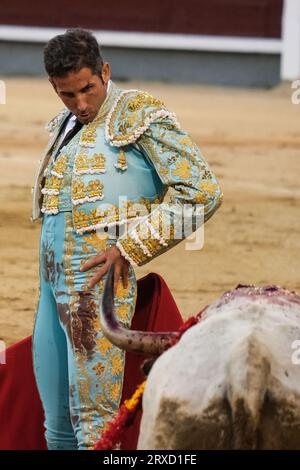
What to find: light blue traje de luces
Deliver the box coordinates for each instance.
[32,211,137,450]
[41,81,167,234]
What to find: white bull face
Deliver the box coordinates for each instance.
[138,285,300,450]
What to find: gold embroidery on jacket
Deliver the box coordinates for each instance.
[127,92,164,112]
[72,179,104,205]
[80,126,97,147]
[199,180,219,197]
[51,155,68,177]
[73,195,164,234]
[114,150,128,171]
[172,159,192,179]
[42,175,61,194]
[108,91,167,144]
[42,194,59,213]
[74,153,107,175]
[42,154,69,213]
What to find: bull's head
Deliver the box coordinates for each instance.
[100,265,180,357]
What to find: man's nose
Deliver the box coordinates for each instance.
[76,95,88,113]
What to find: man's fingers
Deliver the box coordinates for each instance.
[80,252,106,272]
[88,261,110,288]
[82,246,130,290]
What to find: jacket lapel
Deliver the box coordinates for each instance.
[31,110,71,221]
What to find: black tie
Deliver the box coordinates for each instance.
[54,118,83,160]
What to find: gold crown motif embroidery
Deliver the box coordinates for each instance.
[74,153,107,174]
[114,150,128,171]
[72,179,104,203]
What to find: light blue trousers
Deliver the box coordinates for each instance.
[32,212,137,450]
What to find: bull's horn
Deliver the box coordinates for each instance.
[100,264,180,356]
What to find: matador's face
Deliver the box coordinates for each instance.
[50,65,110,125]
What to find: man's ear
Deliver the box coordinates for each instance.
[49,77,58,94]
[101,63,111,86]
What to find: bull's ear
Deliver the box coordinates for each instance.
[141,357,157,377]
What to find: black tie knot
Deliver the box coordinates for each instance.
[54,117,83,160]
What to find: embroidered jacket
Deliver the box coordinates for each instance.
[32,81,222,267]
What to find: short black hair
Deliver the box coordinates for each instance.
[44,28,104,78]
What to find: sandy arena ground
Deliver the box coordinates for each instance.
[0,78,299,346]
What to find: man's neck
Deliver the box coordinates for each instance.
[89,80,119,125]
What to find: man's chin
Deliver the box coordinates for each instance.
[78,113,97,125]
[77,116,90,124]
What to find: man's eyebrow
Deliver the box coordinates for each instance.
[60,82,94,95]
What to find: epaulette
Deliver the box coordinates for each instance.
[105,89,180,147]
[45,107,70,136]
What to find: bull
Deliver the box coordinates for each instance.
[101,266,300,450]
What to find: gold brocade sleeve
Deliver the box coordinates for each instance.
[116,118,223,267]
